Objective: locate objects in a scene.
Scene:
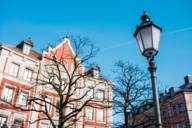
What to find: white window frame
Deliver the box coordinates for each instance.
[86,107,94,120]
[12,118,24,128]
[1,86,14,102]
[0,115,7,127]
[97,109,104,122]
[88,87,94,99]
[23,68,33,82]
[17,91,29,106]
[23,44,31,55]
[45,84,53,89]
[40,122,49,128]
[65,103,74,115]
[8,62,20,77]
[96,90,104,101]
[45,96,52,112]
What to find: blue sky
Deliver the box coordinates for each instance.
[1,0,192,90]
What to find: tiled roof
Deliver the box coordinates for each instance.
[4,45,42,60]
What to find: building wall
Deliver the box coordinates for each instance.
[0,38,112,128]
[129,92,190,128]
[0,46,39,128]
[184,92,192,127]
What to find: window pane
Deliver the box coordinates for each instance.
[2,87,14,102]
[86,107,94,120]
[136,32,144,53]
[65,104,74,115]
[23,68,33,82]
[12,118,24,128]
[88,88,94,99]
[17,91,29,106]
[97,109,104,122]
[0,116,7,127]
[97,90,104,101]
[23,44,30,55]
[40,123,49,128]
[45,97,51,112]
[140,26,152,50]
[56,100,60,113]
[9,63,19,77]
[152,26,160,51]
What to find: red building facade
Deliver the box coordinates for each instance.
[128,75,192,128]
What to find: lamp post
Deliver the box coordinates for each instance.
[134,12,162,128]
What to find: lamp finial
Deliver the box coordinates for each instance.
[141,11,151,23]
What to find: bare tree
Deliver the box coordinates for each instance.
[4,36,107,128]
[112,61,151,128]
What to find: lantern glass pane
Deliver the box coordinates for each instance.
[140,26,152,50]
[136,32,144,53]
[152,25,161,51]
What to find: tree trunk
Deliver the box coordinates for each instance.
[124,108,128,128]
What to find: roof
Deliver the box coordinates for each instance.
[3,45,42,60]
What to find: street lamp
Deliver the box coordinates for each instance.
[134,11,162,128]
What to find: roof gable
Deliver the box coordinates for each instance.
[43,37,84,73]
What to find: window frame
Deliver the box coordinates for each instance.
[40,122,49,128]
[65,103,74,116]
[8,62,20,77]
[44,96,52,112]
[23,68,33,82]
[1,86,15,103]
[86,107,94,121]
[17,90,29,106]
[96,108,104,122]
[96,89,105,101]
[88,87,94,99]
[23,44,31,55]
[0,115,8,127]
[12,118,24,128]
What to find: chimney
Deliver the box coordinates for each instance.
[169,87,181,97]
[88,65,100,79]
[184,75,192,85]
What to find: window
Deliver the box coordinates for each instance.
[56,100,60,113]
[0,115,7,127]
[45,84,53,89]
[88,87,94,99]
[23,68,33,82]
[45,97,52,112]
[17,91,29,106]
[161,110,167,117]
[8,63,19,77]
[40,123,49,128]
[1,86,14,102]
[178,103,185,112]
[23,44,31,55]
[97,109,104,122]
[65,104,74,115]
[96,90,104,101]
[12,118,24,128]
[86,107,94,120]
[172,105,177,114]
[51,56,57,64]
[176,123,186,128]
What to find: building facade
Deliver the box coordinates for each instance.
[128,75,192,128]
[0,37,112,128]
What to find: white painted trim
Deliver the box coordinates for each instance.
[54,38,76,56]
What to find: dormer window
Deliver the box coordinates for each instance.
[16,38,33,55]
[22,44,31,55]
